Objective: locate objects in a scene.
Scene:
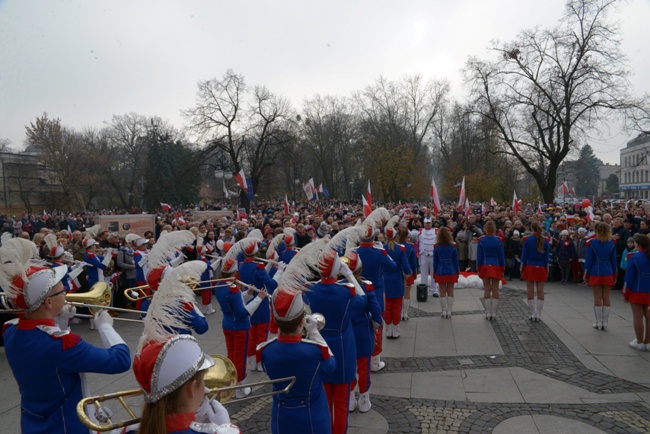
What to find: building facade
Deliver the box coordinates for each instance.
[619,133,650,199]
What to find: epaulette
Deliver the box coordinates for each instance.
[586,238,593,246]
[189,421,240,434]
[86,253,96,259]
[301,338,332,359]
[228,285,239,294]
[478,236,485,241]
[257,263,265,270]
[36,325,82,350]
[398,244,406,252]
[2,318,19,336]
[338,282,355,289]
[256,337,277,352]
[181,301,194,311]
[522,235,530,241]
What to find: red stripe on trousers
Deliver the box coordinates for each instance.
[224,329,248,382]
[247,323,269,363]
[324,382,351,434]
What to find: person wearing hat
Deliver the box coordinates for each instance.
[418,216,440,297]
[132,335,238,434]
[1,239,131,434]
[257,289,335,434]
[505,230,523,280]
[555,229,576,284]
[83,237,112,289]
[133,237,150,309]
[356,224,398,372]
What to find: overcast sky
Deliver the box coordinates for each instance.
[1,0,648,164]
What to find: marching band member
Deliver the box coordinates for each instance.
[44,233,72,291]
[280,233,298,264]
[214,257,268,399]
[356,224,397,371]
[521,222,550,322]
[83,237,111,288]
[433,227,460,318]
[257,288,335,434]
[0,237,131,434]
[477,220,505,320]
[400,229,418,321]
[134,238,150,309]
[584,221,618,330]
[132,335,239,434]
[382,216,412,338]
[418,216,439,297]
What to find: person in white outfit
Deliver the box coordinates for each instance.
[418,217,439,297]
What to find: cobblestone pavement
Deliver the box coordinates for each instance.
[227,286,650,433]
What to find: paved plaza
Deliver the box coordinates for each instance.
[2,280,650,433]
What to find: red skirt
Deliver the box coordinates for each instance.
[435,274,458,284]
[588,275,615,286]
[626,292,650,305]
[406,274,416,285]
[522,265,548,282]
[478,265,504,280]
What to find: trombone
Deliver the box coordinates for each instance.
[123,277,238,302]
[76,354,296,432]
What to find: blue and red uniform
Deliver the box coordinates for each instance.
[3,318,130,434]
[382,243,412,325]
[239,258,278,364]
[280,247,297,264]
[214,282,252,382]
[258,334,336,434]
[350,280,382,394]
[305,278,364,434]
[584,238,618,286]
[83,251,106,287]
[433,243,460,283]
[477,235,505,280]
[521,235,550,281]
[404,242,418,286]
[623,249,650,305]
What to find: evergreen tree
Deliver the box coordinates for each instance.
[575,144,601,196]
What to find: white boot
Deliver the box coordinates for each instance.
[602,306,610,330]
[490,298,498,320]
[485,298,492,320]
[447,297,454,318]
[593,306,603,330]
[535,300,544,322]
[255,362,264,372]
[348,390,357,412]
[393,324,400,339]
[358,392,371,413]
[203,303,216,315]
[432,283,440,298]
[90,318,96,330]
[439,297,448,318]
[402,298,410,321]
[528,299,536,321]
[371,355,385,372]
[247,356,256,371]
[234,381,251,399]
[386,324,393,339]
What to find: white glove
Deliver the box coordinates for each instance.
[265,260,274,273]
[68,266,84,280]
[94,310,126,348]
[272,262,286,283]
[55,304,76,330]
[339,261,353,278]
[210,256,222,270]
[170,253,184,268]
[101,249,113,267]
[244,290,266,316]
[304,314,329,351]
[196,395,231,425]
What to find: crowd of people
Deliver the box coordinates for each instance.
[1,196,650,434]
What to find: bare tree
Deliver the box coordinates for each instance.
[465,0,644,202]
[0,138,11,151]
[183,70,295,210]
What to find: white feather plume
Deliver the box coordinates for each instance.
[1,232,13,246]
[277,239,327,294]
[266,233,285,259]
[247,229,264,241]
[284,227,296,237]
[223,237,254,263]
[147,230,196,269]
[0,238,38,298]
[84,224,102,240]
[136,260,208,354]
[327,226,362,256]
[125,233,140,244]
[384,215,400,233]
[44,233,58,253]
[363,207,390,229]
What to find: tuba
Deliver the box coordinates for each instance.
[65,282,112,314]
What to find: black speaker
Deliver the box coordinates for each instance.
[417,283,428,302]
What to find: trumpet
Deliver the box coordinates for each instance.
[77,354,296,432]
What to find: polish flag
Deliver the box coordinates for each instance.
[234,168,248,191]
[481,203,486,214]
[160,203,171,211]
[585,206,595,222]
[283,195,290,215]
[512,191,520,214]
[537,202,543,215]
[569,187,576,196]
[362,195,372,217]
[464,198,471,215]
[430,177,442,215]
[490,197,496,207]
[457,177,466,211]
[43,210,48,220]
[561,181,569,195]
[67,224,73,242]
[367,180,373,209]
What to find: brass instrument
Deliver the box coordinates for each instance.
[77,354,296,432]
[124,277,240,302]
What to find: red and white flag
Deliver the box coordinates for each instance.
[490,197,496,207]
[430,177,442,215]
[481,203,486,214]
[537,202,543,215]
[464,198,471,215]
[585,206,595,222]
[160,202,171,211]
[457,176,466,211]
[43,210,48,220]
[362,195,372,217]
[561,181,569,196]
[234,168,248,191]
[316,183,323,193]
[367,180,373,209]
[283,195,290,215]
[512,191,520,213]
[67,224,73,242]
[569,187,576,196]
[303,178,316,200]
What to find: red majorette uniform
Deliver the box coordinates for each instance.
[584,238,618,287]
[257,290,335,434]
[382,231,413,339]
[346,252,383,413]
[1,259,131,434]
[477,235,505,279]
[433,242,460,318]
[623,249,650,305]
[520,235,550,281]
[305,250,365,434]
[238,241,278,372]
